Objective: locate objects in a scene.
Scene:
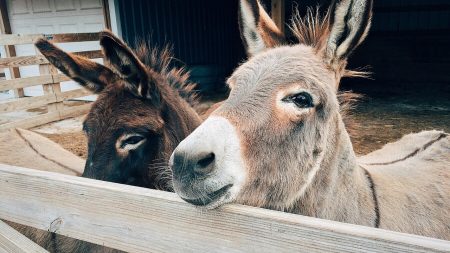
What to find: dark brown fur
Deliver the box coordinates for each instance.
[10,31,202,253]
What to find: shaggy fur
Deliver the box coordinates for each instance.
[171,0,450,240]
[12,31,202,252]
[133,43,198,106]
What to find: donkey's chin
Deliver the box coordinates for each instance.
[177,183,241,210]
[180,184,232,209]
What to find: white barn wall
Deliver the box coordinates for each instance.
[2,0,104,100]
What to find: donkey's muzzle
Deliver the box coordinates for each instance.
[170,116,245,208]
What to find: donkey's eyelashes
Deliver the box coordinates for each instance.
[117,134,146,151]
[284,92,314,108]
[120,135,145,149]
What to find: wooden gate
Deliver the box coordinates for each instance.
[0,33,101,131]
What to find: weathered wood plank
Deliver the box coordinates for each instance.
[101,0,112,30]
[0,103,91,131]
[271,0,285,34]
[0,75,54,91]
[0,73,73,91]
[56,88,92,100]
[0,33,99,46]
[0,34,43,46]
[38,54,61,112]
[0,50,102,68]
[0,1,24,98]
[0,164,449,253]
[52,73,71,83]
[0,220,49,253]
[0,88,91,113]
[0,94,56,113]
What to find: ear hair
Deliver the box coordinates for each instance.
[99,30,160,104]
[325,0,373,69]
[238,0,285,56]
[35,38,115,93]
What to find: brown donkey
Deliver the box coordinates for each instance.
[171,0,450,240]
[11,31,202,252]
[36,30,201,189]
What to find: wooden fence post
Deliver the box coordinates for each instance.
[0,0,24,98]
[271,0,285,35]
[0,221,49,253]
[36,47,63,113]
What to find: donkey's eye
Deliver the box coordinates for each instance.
[119,135,146,149]
[125,136,144,145]
[285,92,314,108]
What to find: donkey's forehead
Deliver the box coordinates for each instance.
[84,89,162,132]
[230,45,334,90]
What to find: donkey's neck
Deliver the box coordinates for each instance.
[291,115,377,227]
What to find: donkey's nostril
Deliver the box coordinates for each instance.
[194,152,215,176]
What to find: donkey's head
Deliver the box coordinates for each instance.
[171,0,372,209]
[36,31,200,188]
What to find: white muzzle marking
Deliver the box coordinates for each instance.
[171,116,247,208]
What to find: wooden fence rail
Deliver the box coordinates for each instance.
[0,164,449,253]
[0,33,99,46]
[0,33,100,131]
[0,221,48,253]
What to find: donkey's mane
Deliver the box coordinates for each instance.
[290,7,331,51]
[290,7,370,79]
[133,41,198,106]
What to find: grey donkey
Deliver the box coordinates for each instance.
[170,0,450,240]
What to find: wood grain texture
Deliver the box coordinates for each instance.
[0,50,103,68]
[0,88,91,113]
[0,74,75,92]
[0,164,449,253]
[0,32,99,131]
[0,75,54,91]
[0,94,56,113]
[0,1,24,98]
[0,220,48,253]
[271,0,285,34]
[0,33,99,46]
[39,62,61,112]
[0,103,91,131]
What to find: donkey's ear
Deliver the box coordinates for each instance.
[35,39,114,93]
[238,0,285,56]
[325,0,373,69]
[99,30,159,103]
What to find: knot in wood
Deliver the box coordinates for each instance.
[49,217,63,233]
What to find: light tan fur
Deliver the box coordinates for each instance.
[171,0,450,240]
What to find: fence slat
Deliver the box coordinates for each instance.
[52,73,71,83]
[0,50,102,68]
[0,75,53,91]
[0,32,98,132]
[56,88,92,101]
[0,220,49,253]
[0,88,91,113]
[0,74,73,91]
[0,94,56,113]
[0,164,449,253]
[0,33,99,46]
